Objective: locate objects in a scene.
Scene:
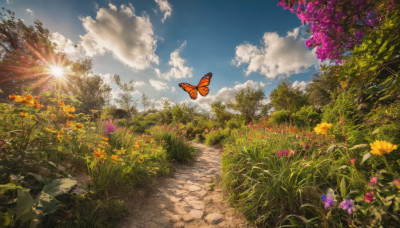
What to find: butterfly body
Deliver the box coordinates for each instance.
[179,72,212,100]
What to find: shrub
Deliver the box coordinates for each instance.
[293,105,321,127]
[270,109,291,125]
[204,129,229,146]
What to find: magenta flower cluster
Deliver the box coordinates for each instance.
[321,194,335,209]
[278,0,381,63]
[105,120,116,134]
[278,149,296,157]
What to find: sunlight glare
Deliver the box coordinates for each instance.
[50,65,65,78]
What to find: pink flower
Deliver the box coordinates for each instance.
[370,177,378,186]
[351,159,355,163]
[365,192,374,203]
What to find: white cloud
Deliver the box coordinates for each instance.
[191,80,268,111]
[149,97,175,111]
[171,87,176,93]
[79,3,159,70]
[6,0,14,4]
[155,41,193,80]
[233,27,318,78]
[133,81,146,87]
[149,79,169,91]
[292,80,308,92]
[50,32,82,58]
[25,9,34,17]
[154,0,172,23]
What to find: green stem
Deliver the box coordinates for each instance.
[382,155,395,176]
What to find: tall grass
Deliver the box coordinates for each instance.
[152,127,196,162]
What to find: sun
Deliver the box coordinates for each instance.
[49,65,65,78]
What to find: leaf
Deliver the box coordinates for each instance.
[372,128,380,135]
[340,177,347,197]
[327,144,337,153]
[16,189,35,223]
[0,183,23,194]
[42,178,77,198]
[35,192,59,215]
[350,144,369,150]
[27,172,49,185]
[361,152,371,164]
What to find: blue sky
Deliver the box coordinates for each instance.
[2,0,320,110]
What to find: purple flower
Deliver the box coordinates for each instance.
[321,194,335,209]
[304,145,310,150]
[105,123,116,134]
[340,198,355,214]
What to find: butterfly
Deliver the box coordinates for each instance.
[179,72,212,100]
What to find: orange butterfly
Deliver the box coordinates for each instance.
[179,72,212,100]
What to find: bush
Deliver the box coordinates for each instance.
[152,128,196,162]
[270,109,291,125]
[293,105,321,127]
[204,129,229,146]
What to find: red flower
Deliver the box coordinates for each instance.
[365,192,374,203]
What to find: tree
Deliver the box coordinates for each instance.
[113,75,137,117]
[306,69,340,108]
[0,8,63,100]
[74,75,112,113]
[269,81,308,112]
[141,92,150,113]
[210,101,231,123]
[229,86,265,123]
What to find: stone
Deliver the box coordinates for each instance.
[188,185,202,191]
[182,214,194,222]
[205,213,223,225]
[153,216,171,226]
[189,209,204,219]
[186,199,204,210]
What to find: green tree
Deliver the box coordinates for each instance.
[141,92,150,113]
[113,75,137,117]
[74,75,112,113]
[269,80,308,112]
[229,86,265,123]
[210,101,231,123]
[306,69,340,108]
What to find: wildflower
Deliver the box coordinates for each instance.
[63,105,75,113]
[370,140,397,156]
[314,122,333,135]
[36,104,44,108]
[75,123,84,129]
[351,158,355,164]
[321,194,335,209]
[94,148,106,160]
[19,112,28,117]
[58,100,65,106]
[101,137,109,141]
[248,122,253,127]
[9,95,17,100]
[105,123,116,134]
[137,157,144,163]
[340,198,355,214]
[365,192,374,203]
[111,155,119,163]
[370,177,377,186]
[304,145,310,150]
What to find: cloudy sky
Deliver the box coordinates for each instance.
[2,0,320,111]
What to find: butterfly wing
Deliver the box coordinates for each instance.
[197,72,212,96]
[179,83,198,100]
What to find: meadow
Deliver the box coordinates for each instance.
[1,1,400,227]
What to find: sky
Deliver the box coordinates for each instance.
[1,0,320,111]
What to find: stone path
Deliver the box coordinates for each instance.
[120,143,248,228]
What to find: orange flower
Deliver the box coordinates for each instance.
[101,137,109,141]
[94,148,106,160]
[63,105,75,113]
[58,100,65,106]
[137,157,144,163]
[19,112,28,117]
[9,95,17,100]
[75,123,84,129]
[111,154,119,163]
[36,104,44,108]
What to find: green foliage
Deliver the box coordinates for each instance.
[204,129,229,146]
[152,127,196,162]
[170,102,197,124]
[293,105,321,128]
[269,80,308,112]
[270,109,291,125]
[229,86,265,124]
[211,101,231,124]
[306,69,340,108]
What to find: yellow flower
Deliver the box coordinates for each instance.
[101,137,109,141]
[75,123,84,129]
[314,122,333,135]
[111,155,119,163]
[370,140,398,156]
[63,105,75,113]
[58,100,65,106]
